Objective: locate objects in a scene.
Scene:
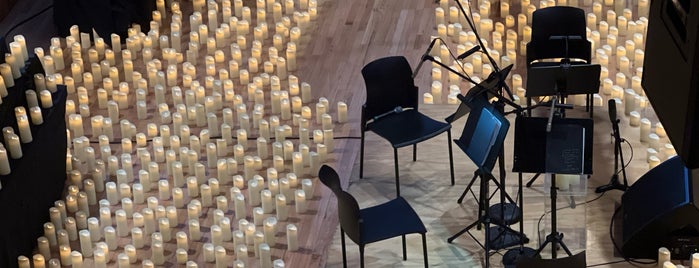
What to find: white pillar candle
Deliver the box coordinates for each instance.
[276,194,287,220]
[7,134,21,159]
[629,111,641,127]
[235,193,247,220]
[58,245,72,266]
[257,189,274,215]
[70,251,82,268]
[287,224,298,251]
[0,64,13,87]
[116,210,129,237]
[0,147,10,175]
[659,247,671,265]
[656,123,667,138]
[644,149,658,164]
[640,118,651,143]
[295,189,306,213]
[335,101,349,123]
[186,219,201,241]
[290,152,303,175]
[79,230,92,257]
[151,242,164,265]
[649,133,661,152]
[201,184,213,207]
[261,216,278,248]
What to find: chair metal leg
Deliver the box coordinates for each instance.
[447,129,455,185]
[341,228,347,268]
[359,245,365,268]
[402,234,407,260]
[412,144,417,161]
[359,131,365,179]
[422,233,428,268]
[394,148,400,197]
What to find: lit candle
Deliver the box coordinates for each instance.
[640,118,651,143]
[659,247,671,265]
[59,245,71,265]
[70,251,82,268]
[629,111,641,127]
[290,152,303,175]
[152,242,165,265]
[131,228,144,249]
[79,230,92,257]
[235,193,247,220]
[287,224,298,251]
[0,148,10,176]
[8,134,21,159]
[189,219,201,241]
[295,189,306,213]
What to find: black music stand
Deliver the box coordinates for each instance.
[523,63,599,188]
[513,116,593,260]
[447,101,526,267]
[526,64,601,98]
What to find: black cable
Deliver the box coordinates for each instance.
[609,205,657,266]
[616,139,634,176]
[586,259,627,267]
[87,135,362,144]
[2,4,54,39]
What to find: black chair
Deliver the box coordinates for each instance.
[526,6,594,117]
[319,165,428,268]
[359,56,454,197]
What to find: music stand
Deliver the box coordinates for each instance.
[522,63,599,188]
[513,116,593,259]
[447,103,524,267]
[526,64,601,98]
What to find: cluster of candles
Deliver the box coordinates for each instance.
[0,38,54,179]
[425,0,670,170]
[5,0,352,267]
[657,247,699,268]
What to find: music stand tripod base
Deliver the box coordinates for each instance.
[490,203,522,226]
[502,247,539,268]
[488,226,527,250]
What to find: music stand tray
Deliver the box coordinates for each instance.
[455,105,510,173]
[526,64,601,97]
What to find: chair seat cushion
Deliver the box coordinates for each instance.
[367,109,451,148]
[359,196,426,244]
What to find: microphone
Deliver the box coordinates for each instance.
[373,106,403,121]
[608,99,617,123]
[412,38,439,78]
[457,45,481,60]
[546,96,558,132]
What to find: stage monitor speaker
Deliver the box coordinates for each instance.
[622,156,699,259]
[642,0,699,168]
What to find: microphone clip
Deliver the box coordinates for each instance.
[373,106,403,121]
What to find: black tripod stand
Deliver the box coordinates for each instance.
[596,99,628,193]
[444,94,527,268]
[533,174,574,259]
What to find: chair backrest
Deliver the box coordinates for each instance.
[318,165,362,244]
[361,56,419,125]
[527,6,591,65]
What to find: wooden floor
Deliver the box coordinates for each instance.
[0,0,673,267]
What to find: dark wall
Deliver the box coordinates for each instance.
[0,68,67,267]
